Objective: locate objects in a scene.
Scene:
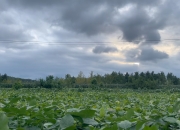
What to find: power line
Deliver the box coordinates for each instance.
[0,39,179,45]
[0,39,180,43]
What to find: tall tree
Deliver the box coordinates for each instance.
[124,72,129,83]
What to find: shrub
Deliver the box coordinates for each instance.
[13,81,23,90]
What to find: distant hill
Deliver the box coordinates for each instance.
[7,76,36,83]
[0,73,36,84]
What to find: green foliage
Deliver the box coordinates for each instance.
[0,89,180,129]
[117,120,132,129]
[59,115,74,129]
[13,81,23,90]
[91,78,97,85]
[99,82,104,87]
[0,73,8,82]
[45,75,54,88]
[0,112,9,130]
[1,71,180,89]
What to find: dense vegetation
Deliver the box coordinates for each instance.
[1,72,180,129]
[1,89,180,129]
[0,71,180,89]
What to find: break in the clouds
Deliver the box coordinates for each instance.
[0,0,180,78]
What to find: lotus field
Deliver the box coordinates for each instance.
[1,89,180,130]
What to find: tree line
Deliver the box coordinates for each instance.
[0,71,179,89]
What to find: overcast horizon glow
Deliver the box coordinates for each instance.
[0,0,180,79]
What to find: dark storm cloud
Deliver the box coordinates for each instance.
[1,0,180,78]
[6,0,159,10]
[93,46,118,54]
[54,1,161,38]
[138,47,168,61]
[3,0,179,44]
[125,46,169,62]
[5,0,161,41]
[116,6,163,44]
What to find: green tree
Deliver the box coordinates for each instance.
[134,72,139,80]
[45,75,54,88]
[124,72,129,83]
[38,78,45,88]
[0,73,8,83]
[91,78,97,85]
[13,81,23,90]
[65,74,72,87]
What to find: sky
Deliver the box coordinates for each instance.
[0,0,180,79]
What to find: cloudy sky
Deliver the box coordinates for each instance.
[0,0,180,79]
